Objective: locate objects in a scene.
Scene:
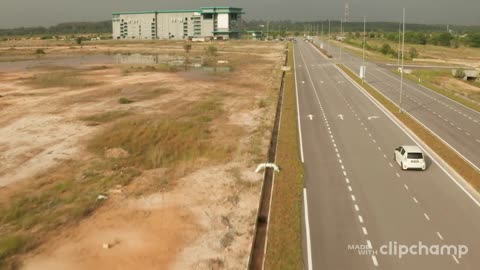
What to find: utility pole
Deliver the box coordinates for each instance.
[397,22,401,66]
[321,22,324,49]
[328,19,331,52]
[266,20,269,40]
[361,16,367,83]
[399,8,406,113]
[340,18,343,60]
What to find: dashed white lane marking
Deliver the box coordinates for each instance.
[383,154,387,158]
[452,255,460,264]
[396,172,400,178]
[354,204,359,211]
[362,227,368,235]
[341,165,345,170]
[372,139,377,143]
[343,171,347,176]
[466,132,470,136]
[358,215,364,223]
[337,153,341,158]
[377,146,381,151]
[351,195,356,201]
[437,232,444,241]
[424,213,431,221]
[389,162,394,168]
[345,178,350,184]
[348,185,353,192]
[366,240,372,248]
[372,255,379,267]
[404,184,409,190]
[413,197,418,204]
[339,159,343,164]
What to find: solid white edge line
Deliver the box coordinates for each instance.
[303,188,313,270]
[452,255,460,264]
[293,44,305,163]
[333,64,480,208]
[366,240,372,249]
[371,255,379,267]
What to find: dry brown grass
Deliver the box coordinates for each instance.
[0,97,239,267]
[23,70,100,89]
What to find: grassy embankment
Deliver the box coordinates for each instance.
[264,43,304,269]
[393,69,480,112]
[0,97,233,269]
[338,64,480,190]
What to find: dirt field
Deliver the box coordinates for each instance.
[0,39,285,269]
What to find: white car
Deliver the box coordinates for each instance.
[394,145,426,171]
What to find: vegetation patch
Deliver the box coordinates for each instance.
[80,110,132,124]
[0,159,141,268]
[264,43,304,269]
[88,98,233,170]
[118,97,134,104]
[338,64,480,190]
[0,96,236,267]
[24,70,99,89]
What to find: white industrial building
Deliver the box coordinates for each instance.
[112,7,243,40]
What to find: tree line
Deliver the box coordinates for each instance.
[0,21,111,37]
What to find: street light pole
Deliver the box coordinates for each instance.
[397,22,401,66]
[340,18,343,60]
[328,19,331,52]
[399,8,406,113]
[362,16,366,84]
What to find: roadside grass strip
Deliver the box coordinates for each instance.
[264,43,304,270]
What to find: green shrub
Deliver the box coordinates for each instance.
[118,97,134,104]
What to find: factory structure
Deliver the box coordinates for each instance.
[112,7,243,40]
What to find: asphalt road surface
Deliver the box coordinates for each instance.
[314,38,480,171]
[295,39,480,270]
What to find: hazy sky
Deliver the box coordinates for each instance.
[1,0,479,28]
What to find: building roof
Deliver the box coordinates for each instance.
[113,6,242,15]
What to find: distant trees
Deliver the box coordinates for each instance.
[469,33,480,48]
[0,21,111,36]
[430,32,454,46]
[380,43,394,55]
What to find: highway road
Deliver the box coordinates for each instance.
[295,39,480,269]
[313,38,480,170]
